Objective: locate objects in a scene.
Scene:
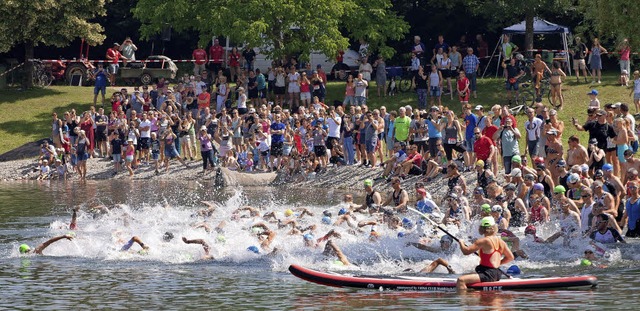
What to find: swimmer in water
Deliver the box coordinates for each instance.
[18,234,74,255]
[182,237,214,260]
[120,236,150,254]
[456,217,514,290]
[407,235,456,274]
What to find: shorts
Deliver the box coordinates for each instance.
[355,96,367,106]
[125,155,134,163]
[109,64,119,75]
[274,86,286,95]
[505,81,519,91]
[409,164,422,175]
[232,136,243,146]
[288,84,300,93]
[438,69,449,79]
[464,137,475,152]
[112,153,122,163]
[365,139,377,153]
[139,137,150,150]
[573,59,586,70]
[430,86,441,97]
[94,85,106,95]
[475,265,502,282]
[300,92,311,101]
[271,141,284,157]
[326,137,339,150]
[151,152,159,161]
[164,145,180,158]
[634,93,640,101]
[95,132,107,143]
[258,89,267,99]
[314,145,327,157]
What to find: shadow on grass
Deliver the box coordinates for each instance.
[0,87,64,105]
[0,102,93,137]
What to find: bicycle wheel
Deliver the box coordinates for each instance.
[398,76,412,93]
[518,91,534,108]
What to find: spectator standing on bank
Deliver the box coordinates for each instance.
[463,48,480,99]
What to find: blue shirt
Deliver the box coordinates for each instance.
[95,70,107,87]
[256,73,266,90]
[462,54,480,74]
[627,198,640,230]
[386,120,395,139]
[270,122,285,143]
[464,113,478,140]
[426,119,442,138]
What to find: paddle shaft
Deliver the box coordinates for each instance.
[407,207,512,278]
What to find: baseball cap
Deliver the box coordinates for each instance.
[511,155,522,164]
[481,204,491,213]
[603,163,613,171]
[554,185,566,194]
[481,216,496,227]
[587,89,599,96]
[474,105,483,111]
[364,179,373,187]
[533,183,544,191]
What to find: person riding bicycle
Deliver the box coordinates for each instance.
[531,54,551,99]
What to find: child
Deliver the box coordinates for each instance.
[54,158,67,180]
[630,71,640,113]
[620,69,629,87]
[587,89,600,109]
[245,151,254,172]
[37,160,51,180]
[150,132,161,175]
[109,130,123,175]
[457,71,470,104]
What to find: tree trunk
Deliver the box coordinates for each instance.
[525,14,534,58]
[23,41,34,89]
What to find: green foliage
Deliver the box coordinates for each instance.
[578,1,640,43]
[0,0,107,52]
[133,0,408,60]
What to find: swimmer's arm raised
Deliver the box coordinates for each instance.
[34,234,73,255]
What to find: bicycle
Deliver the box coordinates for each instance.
[386,66,413,93]
[31,60,53,88]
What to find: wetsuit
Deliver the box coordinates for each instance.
[475,236,503,282]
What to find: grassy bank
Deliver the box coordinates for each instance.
[0,73,633,156]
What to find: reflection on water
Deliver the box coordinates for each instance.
[0,180,638,309]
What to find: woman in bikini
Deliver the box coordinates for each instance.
[457,216,514,290]
[549,61,567,109]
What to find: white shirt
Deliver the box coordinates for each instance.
[524,117,544,141]
[359,63,373,81]
[138,120,152,138]
[355,80,368,97]
[327,115,341,138]
[580,203,594,233]
[195,81,207,95]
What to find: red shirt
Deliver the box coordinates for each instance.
[229,52,240,67]
[106,48,121,64]
[198,92,210,109]
[474,136,493,161]
[193,49,208,65]
[209,45,224,63]
[408,152,423,166]
[111,100,121,114]
[500,115,517,128]
[336,51,344,63]
[482,125,499,145]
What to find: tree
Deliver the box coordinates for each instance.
[0,0,107,88]
[133,0,409,61]
[578,1,640,44]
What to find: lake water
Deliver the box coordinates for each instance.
[0,180,639,309]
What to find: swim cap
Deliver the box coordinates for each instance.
[533,183,544,191]
[397,232,406,238]
[401,218,414,229]
[66,231,76,238]
[507,265,521,275]
[19,244,31,254]
[321,216,332,225]
[440,235,453,244]
[284,209,294,217]
[323,210,332,217]
[580,259,592,266]
[603,163,613,171]
[553,185,566,194]
[163,232,174,242]
[491,205,503,213]
[247,246,260,254]
[216,234,226,243]
[416,188,427,196]
[338,208,348,216]
[580,163,589,172]
[364,179,374,187]
[524,225,536,235]
[511,155,522,164]
[475,160,485,167]
[303,233,314,241]
[480,216,495,227]
[481,204,491,213]
[568,173,580,184]
[333,260,345,266]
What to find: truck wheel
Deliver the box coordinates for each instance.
[140,73,152,85]
[66,63,88,85]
